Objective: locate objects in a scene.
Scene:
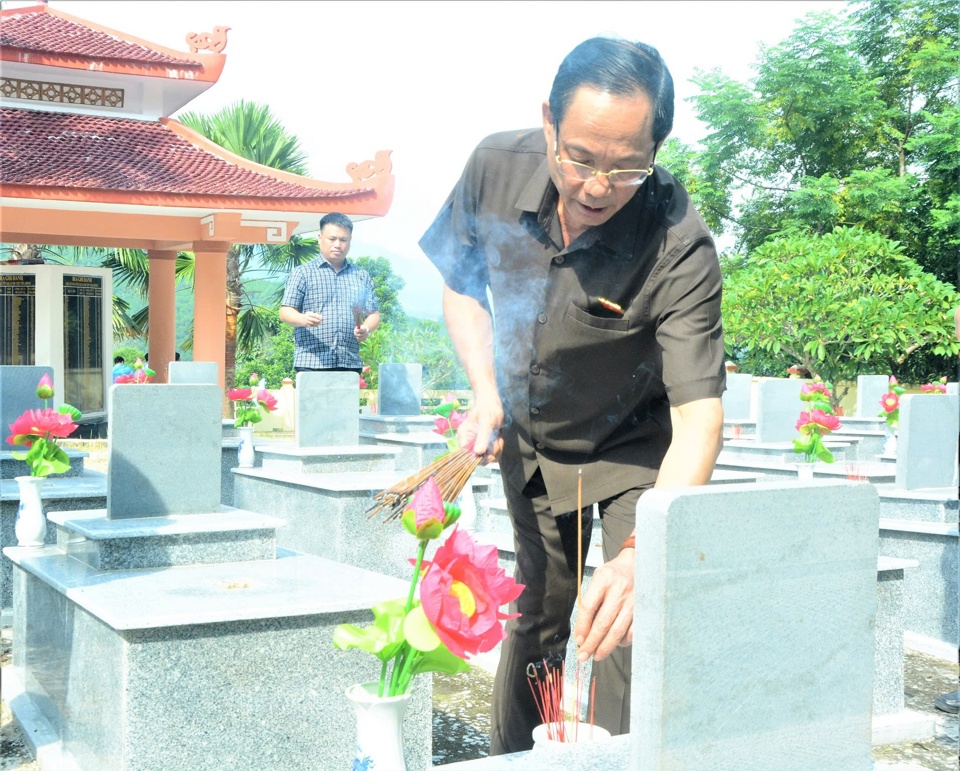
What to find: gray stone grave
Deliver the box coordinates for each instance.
[168,360,218,384]
[3,382,434,769]
[755,377,805,442]
[631,481,879,769]
[295,371,359,446]
[107,384,221,518]
[378,362,422,415]
[857,374,891,417]
[895,394,959,490]
[721,372,753,421]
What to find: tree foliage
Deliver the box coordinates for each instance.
[689,0,959,285]
[722,227,960,406]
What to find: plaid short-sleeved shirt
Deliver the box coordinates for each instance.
[281,258,379,370]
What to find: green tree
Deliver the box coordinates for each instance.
[722,227,960,407]
[177,100,319,396]
[380,319,468,392]
[689,0,959,284]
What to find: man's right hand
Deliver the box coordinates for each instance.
[301,311,323,328]
[458,393,503,465]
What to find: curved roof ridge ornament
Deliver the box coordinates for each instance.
[185,27,231,54]
[346,150,393,183]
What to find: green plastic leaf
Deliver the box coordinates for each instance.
[402,606,441,652]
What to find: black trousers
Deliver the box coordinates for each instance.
[489,468,649,755]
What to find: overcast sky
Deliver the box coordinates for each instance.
[49,0,848,319]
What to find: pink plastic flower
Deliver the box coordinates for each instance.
[249,373,259,386]
[256,389,278,411]
[36,374,54,399]
[6,408,77,446]
[401,478,459,540]
[801,381,831,398]
[359,377,368,389]
[795,409,841,433]
[879,392,899,414]
[228,387,253,402]
[920,377,947,394]
[114,373,135,384]
[433,410,466,437]
[418,528,524,659]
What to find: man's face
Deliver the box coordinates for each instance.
[542,86,659,240]
[319,224,352,268]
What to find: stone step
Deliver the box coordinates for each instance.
[258,444,402,475]
[358,431,449,471]
[359,414,437,435]
[715,456,896,483]
[47,506,285,571]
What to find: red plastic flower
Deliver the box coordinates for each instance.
[359,377,368,389]
[418,528,524,659]
[114,373,135,384]
[256,389,278,411]
[228,387,253,402]
[795,408,841,433]
[879,392,899,414]
[6,408,77,446]
[920,377,947,394]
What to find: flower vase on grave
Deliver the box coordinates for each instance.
[796,460,817,481]
[882,425,898,456]
[236,425,256,468]
[531,721,612,760]
[346,682,410,771]
[14,475,47,547]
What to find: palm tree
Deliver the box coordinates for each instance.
[178,101,319,393]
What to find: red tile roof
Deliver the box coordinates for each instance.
[0,6,202,67]
[1,109,371,200]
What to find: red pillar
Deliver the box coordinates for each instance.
[146,250,177,383]
[193,248,228,389]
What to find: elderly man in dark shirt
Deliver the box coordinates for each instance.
[420,37,726,753]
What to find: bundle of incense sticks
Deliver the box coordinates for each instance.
[352,305,365,328]
[366,447,481,522]
[526,658,596,742]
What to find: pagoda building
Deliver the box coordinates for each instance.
[0,3,395,390]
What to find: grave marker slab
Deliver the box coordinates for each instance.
[168,361,218,385]
[0,365,54,438]
[378,363,422,416]
[107,384,221,518]
[755,378,805,442]
[857,374,891,417]
[895,394,959,489]
[632,481,879,770]
[295,371,359,446]
[721,372,753,421]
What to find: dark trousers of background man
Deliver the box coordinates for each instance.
[489,467,649,754]
[294,367,361,375]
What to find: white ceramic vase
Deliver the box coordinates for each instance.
[345,682,410,771]
[236,425,256,468]
[15,475,48,547]
[796,461,817,481]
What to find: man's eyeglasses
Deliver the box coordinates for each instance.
[553,131,653,188]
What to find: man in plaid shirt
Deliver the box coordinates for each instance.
[280,213,380,373]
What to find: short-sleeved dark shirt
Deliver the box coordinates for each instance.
[281,257,379,370]
[420,128,726,512]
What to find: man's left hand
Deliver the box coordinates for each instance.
[574,547,634,661]
[354,324,370,342]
